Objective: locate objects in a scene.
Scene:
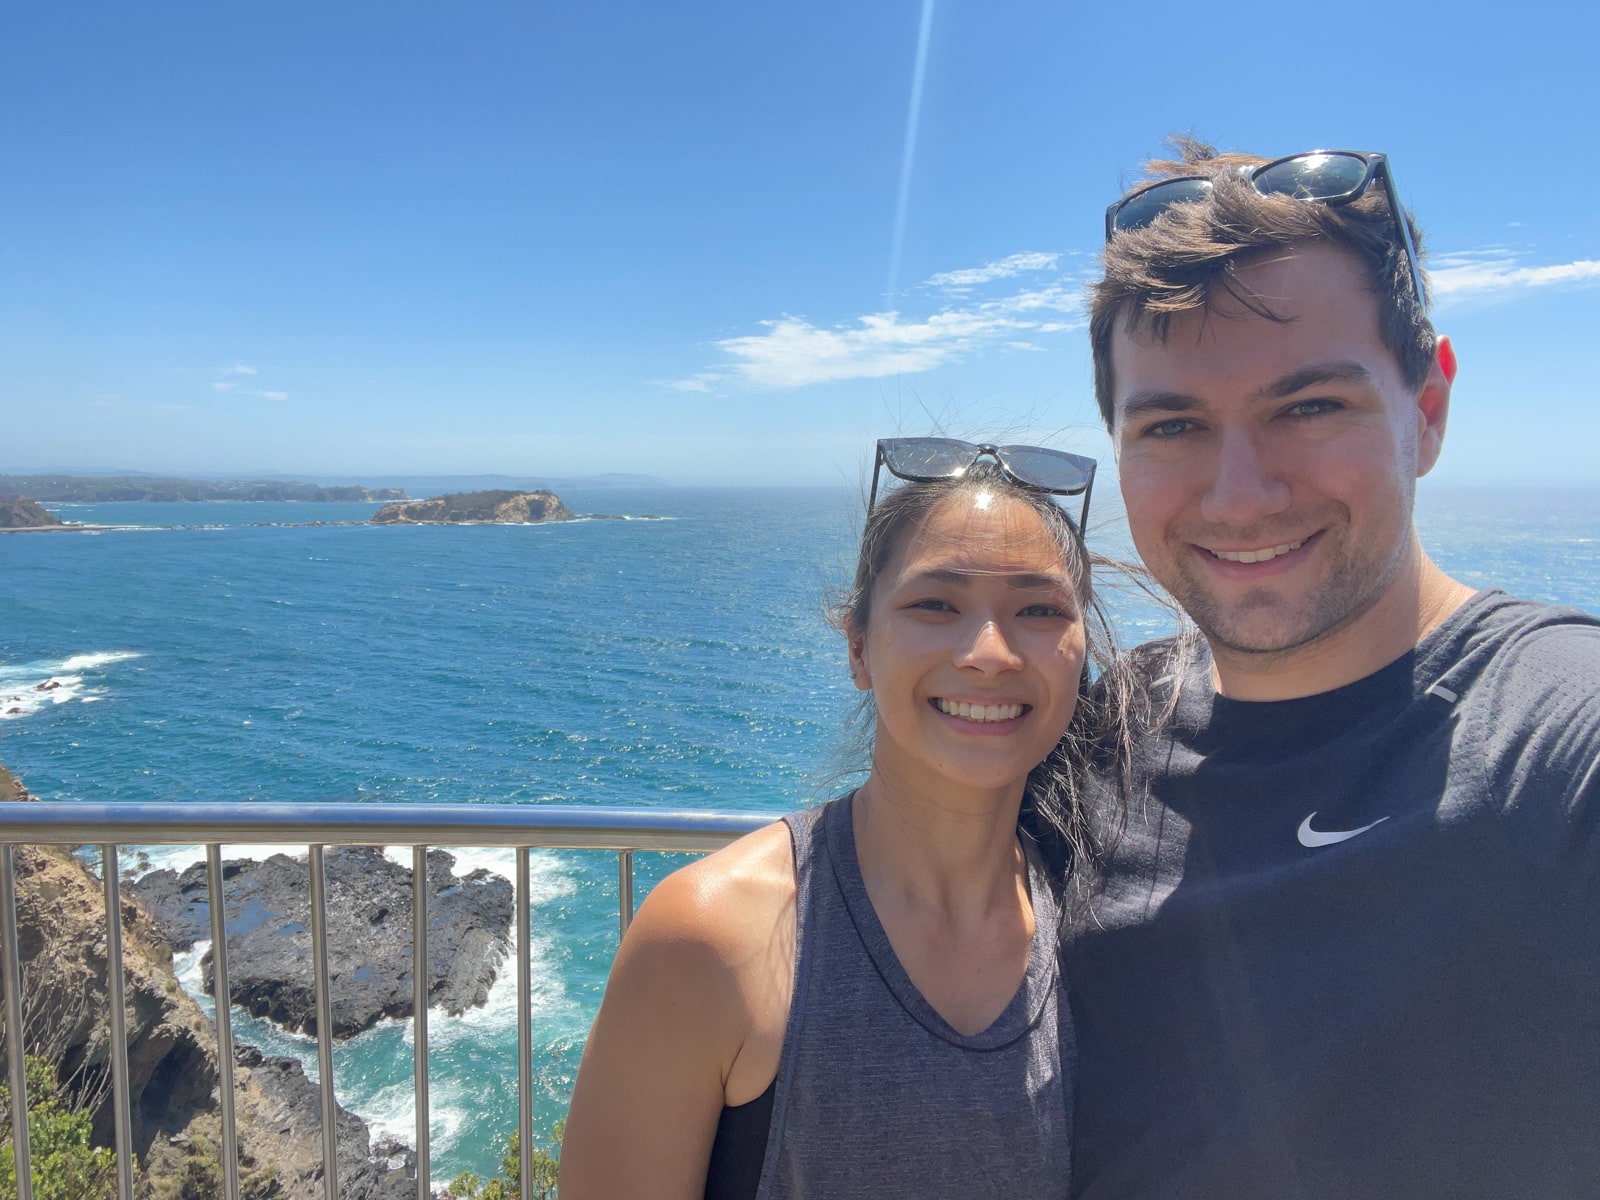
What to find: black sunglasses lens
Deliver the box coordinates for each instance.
[880,438,974,480]
[1253,152,1369,202]
[996,446,1092,494]
[1111,178,1212,233]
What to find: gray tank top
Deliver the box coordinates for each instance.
[755,793,1073,1199]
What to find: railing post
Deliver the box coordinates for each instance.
[618,849,635,938]
[308,845,339,1200]
[100,846,134,1200]
[0,845,33,1200]
[516,847,533,1200]
[207,845,241,1200]
[412,845,430,1200]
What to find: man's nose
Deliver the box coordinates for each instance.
[958,620,1023,673]
[1199,428,1291,528]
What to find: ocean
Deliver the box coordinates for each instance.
[1,483,1596,1178]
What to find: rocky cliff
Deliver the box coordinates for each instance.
[0,767,418,1197]
[0,496,65,528]
[370,489,575,525]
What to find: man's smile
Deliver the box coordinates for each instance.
[1204,536,1309,564]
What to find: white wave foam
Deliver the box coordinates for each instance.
[0,650,142,721]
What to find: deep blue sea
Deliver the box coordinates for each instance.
[1,484,1596,1177]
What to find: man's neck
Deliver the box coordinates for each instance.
[1208,546,1476,702]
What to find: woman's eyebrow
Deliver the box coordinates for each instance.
[904,567,1072,590]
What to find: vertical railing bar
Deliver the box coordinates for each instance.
[206,845,241,1200]
[0,845,34,1200]
[516,846,533,1200]
[308,845,339,1200]
[100,846,134,1200]
[618,849,635,938]
[411,845,430,1200]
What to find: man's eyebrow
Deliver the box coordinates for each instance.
[1117,391,1199,420]
[1253,361,1375,400]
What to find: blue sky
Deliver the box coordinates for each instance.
[4,1,1597,486]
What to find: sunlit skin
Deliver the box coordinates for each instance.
[558,487,1088,1199]
[1111,242,1475,701]
[849,490,1086,814]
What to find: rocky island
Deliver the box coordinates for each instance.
[0,495,65,528]
[371,488,576,525]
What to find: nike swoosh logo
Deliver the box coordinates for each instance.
[1297,813,1390,848]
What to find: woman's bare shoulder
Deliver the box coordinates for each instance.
[628,818,796,963]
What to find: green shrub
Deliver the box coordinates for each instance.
[447,1120,563,1200]
[0,1056,116,1200]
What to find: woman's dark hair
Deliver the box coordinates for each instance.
[828,460,1140,878]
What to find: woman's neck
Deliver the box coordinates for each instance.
[851,769,1030,924]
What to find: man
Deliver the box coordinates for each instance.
[1065,141,1600,1198]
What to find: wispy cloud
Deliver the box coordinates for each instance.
[1432,249,1600,301]
[925,251,1060,293]
[223,363,259,376]
[666,254,1084,391]
[249,390,289,401]
[661,372,723,394]
[211,381,237,393]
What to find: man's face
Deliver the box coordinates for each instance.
[1110,242,1447,664]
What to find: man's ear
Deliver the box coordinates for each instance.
[848,629,872,692]
[1415,336,1455,479]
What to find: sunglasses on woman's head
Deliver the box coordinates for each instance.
[870,438,1096,533]
[1104,149,1428,310]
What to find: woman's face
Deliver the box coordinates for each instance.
[850,489,1086,801]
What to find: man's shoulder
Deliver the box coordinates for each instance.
[1434,589,1600,699]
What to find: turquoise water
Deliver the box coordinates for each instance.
[1,484,1597,1176]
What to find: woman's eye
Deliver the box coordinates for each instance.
[1018,603,1069,619]
[908,598,955,613]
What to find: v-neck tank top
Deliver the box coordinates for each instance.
[733,793,1073,1199]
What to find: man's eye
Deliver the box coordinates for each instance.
[1285,398,1341,418]
[1144,418,1193,438]
[908,599,955,613]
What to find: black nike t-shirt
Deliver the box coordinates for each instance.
[1065,591,1600,1200]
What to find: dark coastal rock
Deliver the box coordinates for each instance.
[228,1044,417,1200]
[131,846,513,1038]
[0,495,65,528]
[371,488,576,525]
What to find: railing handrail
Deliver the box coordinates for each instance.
[0,799,781,1200]
[0,800,778,850]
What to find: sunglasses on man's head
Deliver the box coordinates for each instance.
[1104,149,1428,311]
[870,438,1096,533]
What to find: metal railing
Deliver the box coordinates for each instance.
[0,801,774,1200]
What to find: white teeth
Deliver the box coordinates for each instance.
[934,698,1025,722]
[1208,537,1306,564]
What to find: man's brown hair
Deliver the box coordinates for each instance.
[1089,138,1437,430]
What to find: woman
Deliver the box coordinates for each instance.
[559,439,1119,1199]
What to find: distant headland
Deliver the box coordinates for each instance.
[371,488,576,525]
[0,474,409,503]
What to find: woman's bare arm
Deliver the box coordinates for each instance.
[558,822,795,1199]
